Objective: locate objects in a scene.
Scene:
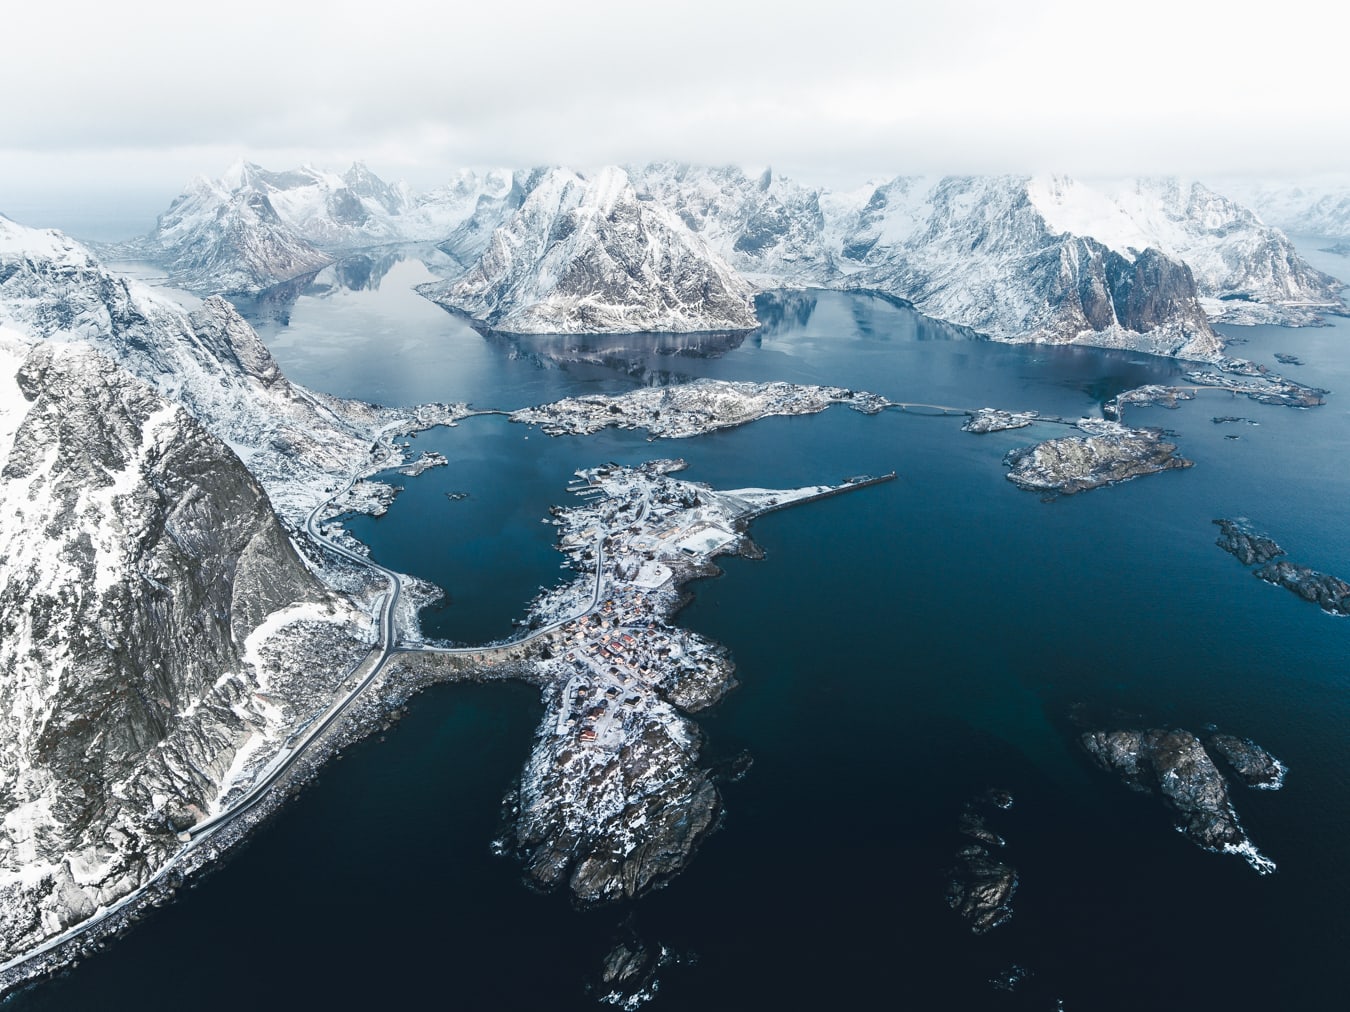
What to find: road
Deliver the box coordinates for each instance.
[0,461,409,984]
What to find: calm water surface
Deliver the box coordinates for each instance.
[10,251,1350,1010]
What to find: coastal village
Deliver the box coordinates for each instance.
[482,459,894,905]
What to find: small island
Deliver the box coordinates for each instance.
[1003,421,1192,496]
[509,378,889,439]
[1081,727,1277,874]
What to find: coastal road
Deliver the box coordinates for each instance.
[0,461,410,985]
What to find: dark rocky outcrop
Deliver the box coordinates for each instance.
[946,789,1017,934]
[946,846,1018,935]
[1213,519,1286,566]
[1254,560,1350,616]
[1215,517,1350,616]
[1207,734,1288,790]
[1080,728,1274,872]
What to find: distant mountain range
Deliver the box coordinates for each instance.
[110,160,1346,356]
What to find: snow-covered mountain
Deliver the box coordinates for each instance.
[129,161,517,294]
[1027,176,1344,325]
[1220,178,1350,240]
[622,165,1340,353]
[629,163,842,284]
[839,175,1223,357]
[121,159,1342,354]
[0,215,408,519]
[421,167,759,335]
[0,214,486,969]
[127,174,333,295]
[0,333,369,964]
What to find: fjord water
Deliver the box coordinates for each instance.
[12,262,1350,1010]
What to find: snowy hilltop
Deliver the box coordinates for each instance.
[419,166,760,335]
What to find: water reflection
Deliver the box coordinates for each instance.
[752,289,818,336]
[480,326,749,384]
[233,245,457,328]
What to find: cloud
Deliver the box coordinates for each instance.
[3,0,1346,220]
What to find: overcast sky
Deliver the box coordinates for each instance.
[3,0,1347,235]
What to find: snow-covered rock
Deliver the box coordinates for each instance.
[1029,176,1344,325]
[127,171,333,294]
[840,175,1223,358]
[420,166,759,335]
[629,163,845,285]
[0,334,370,963]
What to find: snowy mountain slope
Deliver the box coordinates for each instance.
[128,173,333,295]
[0,335,370,963]
[420,166,759,335]
[435,169,532,269]
[0,215,448,522]
[1220,178,1350,240]
[839,175,1222,357]
[132,161,517,290]
[625,166,1336,350]
[1029,176,1345,324]
[629,163,842,285]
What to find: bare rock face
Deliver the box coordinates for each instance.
[1004,424,1192,495]
[1080,728,1275,873]
[420,166,760,335]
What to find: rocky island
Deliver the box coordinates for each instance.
[1003,420,1192,496]
[1207,734,1288,790]
[946,789,1018,934]
[962,408,1039,433]
[510,378,889,439]
[1080,727,1276,873]
[1214,518,1287,566]
[1215,517,1350,615]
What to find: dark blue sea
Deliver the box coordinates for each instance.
[9,247,1350,1010]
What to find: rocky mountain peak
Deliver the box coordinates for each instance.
[421,165,759,335]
